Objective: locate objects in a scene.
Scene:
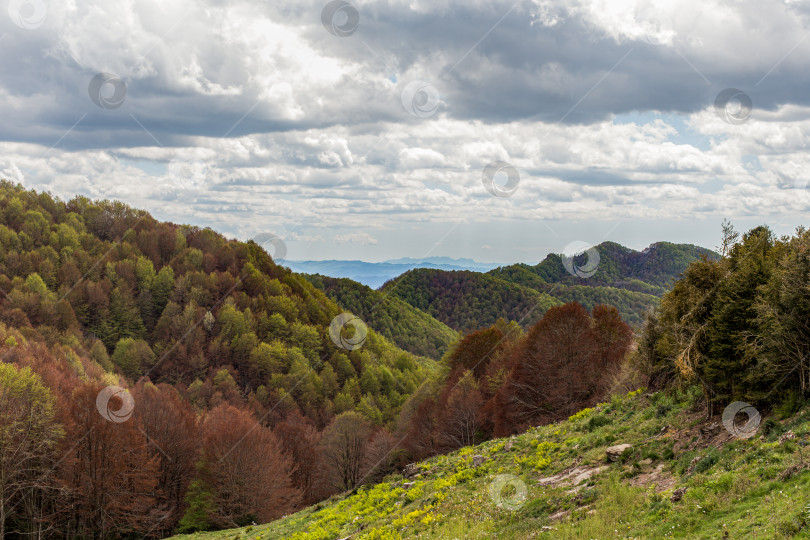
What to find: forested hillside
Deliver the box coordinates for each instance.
[169,224,810,540]
[3,180,783,540]
[0,182,434,537]
[304,274,459,359]
[514,241,717,292]
[380,269,561,333]
[379,242,716,330]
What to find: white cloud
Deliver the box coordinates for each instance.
[334,232,378,245]
[0,0,807,261]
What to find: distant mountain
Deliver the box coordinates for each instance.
[498,241,718,293]
[284,258,503,289]
[384,257,499,270]
[381,242,717,330]
[305,275,460,359]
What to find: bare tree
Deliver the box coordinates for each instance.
[321,412,373,491]
[438,370,484,449]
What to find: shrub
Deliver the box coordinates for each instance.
[775,390,804,420]
[587,414,611,432]
[762,418,783,438]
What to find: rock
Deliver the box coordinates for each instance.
[402,482,415,489]
[472,455,486,468]
[671,487,687,502]
[549,509,571,521]
[403,463,419,479]
[658,425,669,436]
[570,466,609,485]
[539,465,608,488]
[699,422,722,437]
[779,430,797,443]
[685,456,701,474]
[605,444,632,462]
[504,438,515,452]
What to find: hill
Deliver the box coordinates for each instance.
[380,268,562,334]
[0,181,435,537]
[304,274,460,359]
[169,388,810,539]
[496,241,718,293]
[378,242,716,330]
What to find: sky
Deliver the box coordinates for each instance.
[1,0,809,264]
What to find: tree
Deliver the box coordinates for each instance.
[438,370,484,450]
[134,382,198,535]
[321,412,373,491]
[493,303,631,435]
[0,363,62,538]
[749,227,810,396]
[591,304,634,390]
[176,475,215,534]
[361,429,399,485]
[718,218,739,257]
[198,404,300,528]
[447,326,506,380]
[275,411,327,505]
[111,337,155,379]
[58,383,160,538]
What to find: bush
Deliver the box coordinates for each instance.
[694,451,719,474]
[587,414,611,432]
[762,418,783,438]
[775,390,804,420]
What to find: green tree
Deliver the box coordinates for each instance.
[176,476,215,534]
[0,363,62,538]
[152,266,175,317]
[111,337,155,379]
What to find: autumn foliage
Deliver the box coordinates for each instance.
[0,183,638,537]
[401,303,633,461]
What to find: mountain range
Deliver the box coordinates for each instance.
[305,241,718,339]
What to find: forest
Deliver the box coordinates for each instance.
[2,181,808,538]
[303,274,459,359]
[379,241,714,330]
[0,182,434,537]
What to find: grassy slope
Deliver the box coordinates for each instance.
[171,389,810,539]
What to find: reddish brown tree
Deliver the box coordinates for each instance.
[134,382,199,536]
[57,382,161,538]
[399,394,439,462]
[199,404,300,528]
[320,412,373,491]
[274,410,328,505]
[447,326,506,380]
[437,370,485,450]
[361,428,400,485]
[492,303,632,436]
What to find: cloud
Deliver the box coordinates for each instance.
[334,232,379,245]
[0,0,808,261]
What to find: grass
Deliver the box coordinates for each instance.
[170,387,810,539]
